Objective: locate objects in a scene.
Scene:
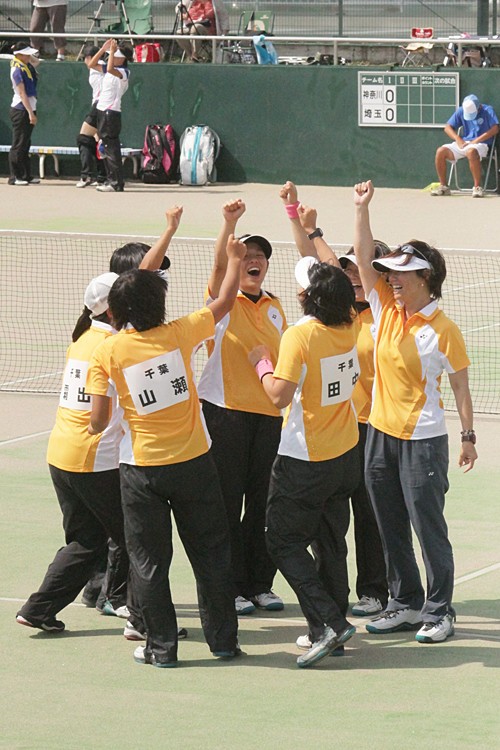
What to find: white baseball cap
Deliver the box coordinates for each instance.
[84,272,118,316]
[294,256,319,289]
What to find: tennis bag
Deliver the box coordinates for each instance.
[179,125,221,186]
[141,124,178,183]
[134,42,163,63]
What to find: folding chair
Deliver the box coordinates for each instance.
[239,10,275,35]
[106,0,153,36]
[221,9,275,63]
[398,27,433,67]
[448,133,499,193]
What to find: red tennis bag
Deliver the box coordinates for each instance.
[134,43,163,63]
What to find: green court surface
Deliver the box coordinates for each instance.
[1,415,499,750]
[1,181,499,748]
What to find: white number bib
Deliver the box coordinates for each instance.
[320,346,360,406]
[59,359,91,410]
[123,349,190,415]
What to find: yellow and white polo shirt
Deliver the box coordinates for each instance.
[368,277,470,440]
[198,291,287,417]
[352,306,376,425]
[87,308,214,466]
[273,315,360,462]
[47,321,122,473]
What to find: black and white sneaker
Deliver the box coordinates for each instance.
[16,614,65,632]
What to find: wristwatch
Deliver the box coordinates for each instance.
[307,228,324,240]
[461,429,476,444]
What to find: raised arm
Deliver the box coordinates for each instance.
[207,235,246,323]
[297,205,340,267]
[279,181,315,257]
[105,39,124,79]
[208,199,246,298]
[139,206,183,271]
[88,38,111,71]
[353,180,379,296]
[448,368,477,472]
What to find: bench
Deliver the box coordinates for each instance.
[0,145,143,179]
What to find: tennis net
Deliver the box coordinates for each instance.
[1,230,499,414]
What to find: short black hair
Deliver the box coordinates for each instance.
[300,263,357,327]
[83,44,99,58]
[108,269,167,331]
[109,241,170,274]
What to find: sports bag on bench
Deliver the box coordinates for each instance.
[179,125,221,186]
[141,124,178,184]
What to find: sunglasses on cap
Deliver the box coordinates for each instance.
[399,244,433,269]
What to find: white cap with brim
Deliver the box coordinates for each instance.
[295,256,319,289]
[338,253,358,268]
[372,255,431,272]
[113,49,126,59]
[14,46,40,56]
[84,272,119,317]
[463,95,479,121]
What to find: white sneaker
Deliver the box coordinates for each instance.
[124,620,146,641]
[295,634,312,650]
[366,608,422,633]
[250,591,284,611]
[76,178,91,188]
[430,184,451,196]
[133,645,177,668]
[235,596,255,615]
[14,179,29,186]
[296,624,355,668]
[472,185,484,198]
[101,601,130,618]
[415,613,455,643]
[351,596,384,616]
[28,177,41,184]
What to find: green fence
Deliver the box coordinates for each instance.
[2,61,500,187]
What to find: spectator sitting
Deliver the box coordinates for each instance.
[431,94,499,198]
[176,0,216,62]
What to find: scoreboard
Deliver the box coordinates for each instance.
[358,71,459,127]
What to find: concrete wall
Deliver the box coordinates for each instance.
[1,61,500,187]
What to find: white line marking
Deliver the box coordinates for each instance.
[0,430,51,447]
[0,370,63,387]
[1,562,498,609]
[454,562,500,584]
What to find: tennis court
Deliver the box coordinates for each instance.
[1,180,499,749]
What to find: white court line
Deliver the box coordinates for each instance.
[0,430,51,447]
[0,370,63,387]
[454,562,500,585]
[2,561,499,610]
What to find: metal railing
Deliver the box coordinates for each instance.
[2,29,500,66]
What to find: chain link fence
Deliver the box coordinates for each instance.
[0,1,497,39]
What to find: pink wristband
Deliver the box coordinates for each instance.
[285,201,300,219]
[255,358,274,382]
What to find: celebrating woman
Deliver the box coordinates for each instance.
[353,180,477,644]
